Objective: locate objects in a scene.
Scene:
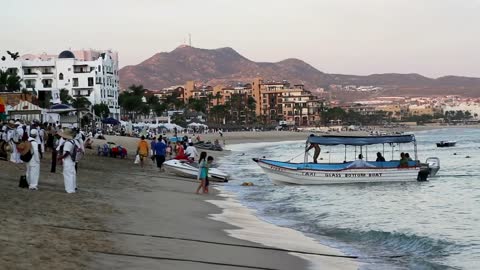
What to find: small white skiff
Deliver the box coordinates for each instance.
[253,134,440,185]
[163,159,229,182]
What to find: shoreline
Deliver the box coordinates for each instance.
[2,126,473,269]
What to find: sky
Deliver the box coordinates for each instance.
[3,0,480,78]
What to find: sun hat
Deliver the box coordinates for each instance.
[7,120,16,128]
[30,129,38,137]
[14,121,21,126]
[58,128,74,140]
[16,141,32,156]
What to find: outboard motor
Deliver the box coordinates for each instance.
[417,170,429,182]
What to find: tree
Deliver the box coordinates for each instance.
[187,97,207,113]
[71,96,91,110]
[171,113,187,127]
[60,89,73,104]
[0,70,21,92]
[93,103,110,118]
[214,92,222,105]
[165,91,184,110]
[153,103,167,117]
[246,96,256,124]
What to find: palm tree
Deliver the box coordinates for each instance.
[206,93,214,112]
[128,84,146,96]
[71,97,91,128]
[214,92,223,105]
[0,70,21,92]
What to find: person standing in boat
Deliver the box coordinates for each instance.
[306,135,321,163]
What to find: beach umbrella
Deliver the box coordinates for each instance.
[102,117,120,125]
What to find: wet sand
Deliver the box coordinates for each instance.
[0,132,358,270]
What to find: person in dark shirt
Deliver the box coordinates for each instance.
[153,138,167,169]
[306,134,321,163]
[376,152,386,162]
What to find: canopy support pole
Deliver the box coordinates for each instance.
[391,144,394,160]
[366,146,368,161]
[344,145,347,162]
[414,140,418,162]
[304,140,309,164]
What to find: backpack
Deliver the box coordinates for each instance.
[19,141,33,162]
[69,139,84,162]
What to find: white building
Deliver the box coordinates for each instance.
[0,49,120,118]
[443,103,480,119]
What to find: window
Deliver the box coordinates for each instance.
[59,73,64,80]
[98,65,101,72]
[73,78,79,87]
[88,77,94,86]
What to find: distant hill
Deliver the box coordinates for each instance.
[119,46,480,98]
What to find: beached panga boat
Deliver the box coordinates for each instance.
[163,159,229,182]
[253,135,440,185]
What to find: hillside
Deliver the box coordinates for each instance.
[119,46,480,98]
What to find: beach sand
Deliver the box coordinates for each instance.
[0,131,364,270]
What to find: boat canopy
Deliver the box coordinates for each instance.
[307,134,415,146]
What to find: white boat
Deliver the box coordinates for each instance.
[253,135,439,185]
[163,159,229,182]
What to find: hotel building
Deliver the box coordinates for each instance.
[0,49,120,118]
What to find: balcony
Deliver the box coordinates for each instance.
[74,69,91,74]
[42,84,52,88]
[73,89,92,97]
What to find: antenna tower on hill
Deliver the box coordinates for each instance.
[189,33,192,46]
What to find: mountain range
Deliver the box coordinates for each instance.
[119,46,480,98]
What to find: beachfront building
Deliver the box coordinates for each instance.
[0,49,120,119]
[181,78,323,126]
[151,85,185,102]
[407,105,435,116]
[443,102,480,119]
[251,78,322,126]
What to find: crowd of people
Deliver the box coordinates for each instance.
[136,134,214,194]
[0,119,88,193]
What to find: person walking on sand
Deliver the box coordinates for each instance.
[150,137,157,164]
[137,135,149,168]
[203,156,214,194]
[196,152,208,194]
[26,129,41,190]
[153,135,167,170]
[58,129,76,193]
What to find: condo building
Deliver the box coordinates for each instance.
[0,49,120,118]
[180,78,324,126]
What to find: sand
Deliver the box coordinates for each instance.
[0,131,367,270]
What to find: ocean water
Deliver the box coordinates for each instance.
[219,128,480,270]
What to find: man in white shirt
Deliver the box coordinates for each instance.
[185,143,199,162]
[26,129,41,190]
[346,154,377,169]
[58,129,76,193]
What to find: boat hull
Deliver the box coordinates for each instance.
[436,142,456,147]
[163,160,229,182]
[256,160,421,185]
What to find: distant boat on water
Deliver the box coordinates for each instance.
[437,141,456,147]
